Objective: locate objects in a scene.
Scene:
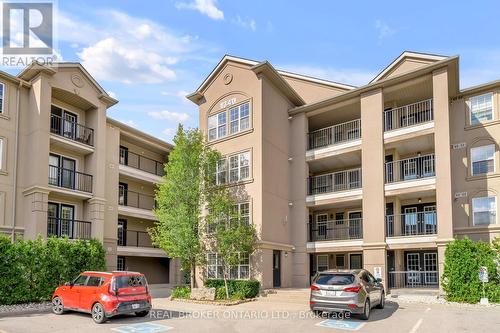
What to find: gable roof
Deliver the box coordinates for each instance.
[370,51,448,83]
[187,54,354,105]
[17,61,118,107]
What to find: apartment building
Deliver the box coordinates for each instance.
[0,62,181,285]
[188,51,500,290]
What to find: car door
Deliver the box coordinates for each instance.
[79,276,102,311]
[366,272,383,302]
[63,274,88,309]
[361,272,378,305]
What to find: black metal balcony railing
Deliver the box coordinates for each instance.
[386,211,437,237]
[308,168,362,195]
[118,188,156,210]
[119,149,165,177]
[384,99,433,132]
[308,119,361,150]
[388,271,439,289]
[47,217,91,240]
[50,114,94,147]
[308,219,363,241]
[123,230,154,247]
[48,165,93,193]
[385,154,435,184]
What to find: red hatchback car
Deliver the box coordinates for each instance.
[52,271,152,323]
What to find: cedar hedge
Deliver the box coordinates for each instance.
[442,237,500,303]
[204,279,260,299]
[0,234,106,305]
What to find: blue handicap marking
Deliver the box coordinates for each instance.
[111,322,173,333]
[316,319,365,331]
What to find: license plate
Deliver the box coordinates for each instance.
[132,304,140,309]
[324,290,338,296]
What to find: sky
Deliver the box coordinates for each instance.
[3,0,500,143]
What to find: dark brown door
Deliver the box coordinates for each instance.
[273,250,281,288]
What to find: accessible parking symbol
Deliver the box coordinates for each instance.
[111,322,173,333]
[316,319,365,331]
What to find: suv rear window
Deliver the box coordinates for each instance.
[115,275,147,288]
[314,273,355,285]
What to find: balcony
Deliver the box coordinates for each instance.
[48,165,93,194]
[386,211,437,237]
[118,189,156,210]
[50,114,94,147]
[47,217,91,240]
[308,119,361,150]
[384,99,433,132]
[308,168,362,195]
[120,149,165,177]
[385,154,435,184]
[119,230,154,248]
[308,219,363,241]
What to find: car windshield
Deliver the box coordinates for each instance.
[315,273,355,285]
[115,275,147,288]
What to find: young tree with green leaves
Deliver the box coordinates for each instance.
[204,188,257,299]
[150,125,219,288]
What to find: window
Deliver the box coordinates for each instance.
[471,144,495,176]
[86,276,103,287]
[230,202,250,225]
[469,93,493,125]
[216,151,250,185]
[0,83,4,114]
[208,102,251,141]
[317,255,329,272]
[0,138,3,170]
[472,196,497,225]
[117,256,126,271]
[207,253,250,279]
[73,275,88,286]
[335,254,345,268]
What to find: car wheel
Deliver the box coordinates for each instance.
[376,292,385,309]
[359,299,370,320]
[52,297,65,315]
[135,311,149,317]
[91,303,106,324]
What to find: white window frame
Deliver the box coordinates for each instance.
[471,144,496,176]
[0,138,3,171]
[472,196,497,226]
[216,151,251,185]
[230,202,250,225]
[207,101,251,141]
[207,253,250,280]
[0,82,4,114]
[468,92,494,126]
[317,254,329,272]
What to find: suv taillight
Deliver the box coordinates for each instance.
[310,285,320,291]
[343,285,362,293]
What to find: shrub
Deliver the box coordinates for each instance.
[442,238,500,303]
[204,279,260,299]
[171,286,191,299]
[0,234,106,305]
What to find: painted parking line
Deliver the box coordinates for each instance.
[316,319,365,331]
[111,322,173,333]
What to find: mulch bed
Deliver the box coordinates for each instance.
[169,297,256,306]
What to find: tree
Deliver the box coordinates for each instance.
[150,125,219,288]
[204,188,257,299]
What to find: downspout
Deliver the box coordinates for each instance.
[11,81,21,241]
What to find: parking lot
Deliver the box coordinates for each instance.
[1,290,499,333]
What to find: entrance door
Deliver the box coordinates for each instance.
[47,203,59,237]
[406,253,421,286]
[423,253,438,285]
[118,183,128,205]
[273,250,281,288]
[63,111,78,140]
[61,157,76,190]
[316,214,328,240]
[387,251,395,288]
[59,205,75,238]
[403,207,418,235]
[117,219,127,246]
[348,212,362,239]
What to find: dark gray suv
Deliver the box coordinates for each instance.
[310,269,385,320]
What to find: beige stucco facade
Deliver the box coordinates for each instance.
[0,63,181,285]
[189,52,500,291]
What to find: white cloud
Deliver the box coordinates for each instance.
[125,120,137,128]
[58,10,196,84]
[107,91,117,99]
[233,16,256,31]
[375,20,396,40]
[279,65,376,87]
[162,128,177,139]
[176,0,224,20]
[161,90,190,103]
[148,110,190,122]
